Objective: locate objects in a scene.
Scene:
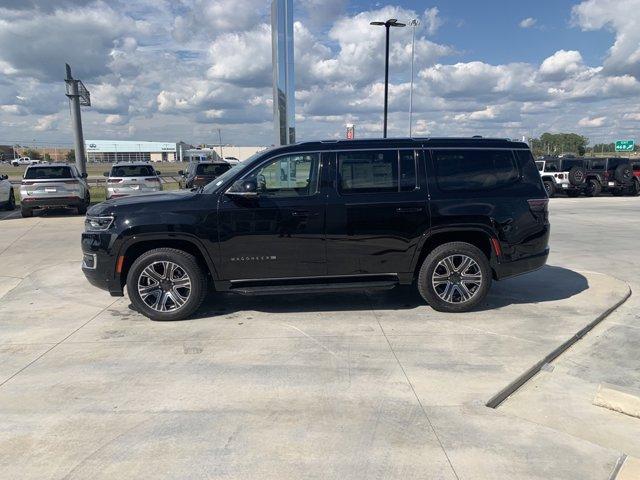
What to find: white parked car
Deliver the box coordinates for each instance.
[105,162,163,199]
[223,156,240,165]
[0,174,16,210]
[11,157,32,166]
[20,163,90,217]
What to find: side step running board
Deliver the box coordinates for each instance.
[229,280,398,296]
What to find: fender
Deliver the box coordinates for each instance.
[409,223,498,275]
[116,231,220,281]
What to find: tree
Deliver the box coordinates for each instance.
[529,133,589,157]
[24,148,42,160]
[43,153,52,162]
[66,149,75,162]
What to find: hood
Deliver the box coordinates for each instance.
[88,190,198,216]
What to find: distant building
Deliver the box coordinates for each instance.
[85,140,177,163]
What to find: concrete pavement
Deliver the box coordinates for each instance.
[0,198,637,479]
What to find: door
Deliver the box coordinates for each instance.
[217,152,327,280]
[325,149,430,276]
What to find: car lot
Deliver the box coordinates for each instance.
[0,197,639,479]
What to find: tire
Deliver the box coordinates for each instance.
[629,180,640,196]
[584,178,601,197]
[566,190,580,197]
[4,188,15,210]
[21,206,33,218]
[77,193,89,215]
[614,163,633,184]
[126,248,208,321]
[568,166,586,186]
[543,180,555,198]
[417,242,492,313]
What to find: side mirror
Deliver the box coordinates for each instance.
[103,172,110,177]
[81,172,88,179]
[155,170,161,176]
[226,178,258,197]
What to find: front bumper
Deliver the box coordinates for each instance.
[493,248,549,280]
[81,232,124,296]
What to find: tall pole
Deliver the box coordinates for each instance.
[408,19,419,137]
[217,128,223,159]
[65,64,87,175]
[383,24,390,138]
[370,19,405,139]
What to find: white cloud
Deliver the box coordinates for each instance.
[424,7,442,36]
[539,50,584,80]
[578,116,607,127]
[34,114,58,132]
[519,17,537,28]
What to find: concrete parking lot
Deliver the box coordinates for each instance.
[0,198,639,479]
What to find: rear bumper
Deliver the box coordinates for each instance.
[20,195,83,208]
[493,248,549,280]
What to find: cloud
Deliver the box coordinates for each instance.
[424,7,442,35]
[572,0,640,79]
[34,114,58,132]
[519,17,537,28]
[578,116,607,127]
[539,50,585,80]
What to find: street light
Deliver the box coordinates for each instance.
[370,18,406,138]
[408,19,420,137]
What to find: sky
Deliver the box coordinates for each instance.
[0,0,639,147]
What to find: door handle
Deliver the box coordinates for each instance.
[395,207,424,213]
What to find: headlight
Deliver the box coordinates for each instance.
[85,216,114,232]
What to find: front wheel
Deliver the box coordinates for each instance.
[126,248,208,321]
[543,180,555,198]
[417,242,492,313]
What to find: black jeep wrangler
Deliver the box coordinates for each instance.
[583,157,636,196]
[82,138,550,321]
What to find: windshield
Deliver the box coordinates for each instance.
[111,165,156,177]
[196,163,231,176]
[202,149,273,193]
[24,166,72,179]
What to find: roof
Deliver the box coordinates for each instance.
[273,137,530,153]
[111,162,154,167]
[26,163,72,168]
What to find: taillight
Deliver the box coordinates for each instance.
[194,175,206,181]
[107,179,123,184]
[557,173,564,179]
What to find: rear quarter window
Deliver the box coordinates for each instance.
[432,149,519,191]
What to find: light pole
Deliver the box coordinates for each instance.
[217,128,223,159]
[370,18,406,138]
[408,19,419,137]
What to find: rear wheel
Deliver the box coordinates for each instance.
[77,193,90,215]
[543,180,555,198]
[584,179,601,197]
[21,206,33,218]
[126,248,208,321]
[417,242,492,313]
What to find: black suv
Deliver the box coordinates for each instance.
[583,157,636,196]
[82,138,549,321]
[179,161,232,189]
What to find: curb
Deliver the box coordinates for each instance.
[486,283,632,409]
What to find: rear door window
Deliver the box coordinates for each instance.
[24,167,72,179]
[432,149,519,191]
[337,150,417,194]
[589,159,606,170]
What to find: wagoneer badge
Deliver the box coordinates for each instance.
[230,256,277,262]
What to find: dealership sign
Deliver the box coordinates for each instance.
[615,140,634,152]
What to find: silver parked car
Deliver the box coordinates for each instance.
[105,163,163,199]
[20,164,89,217]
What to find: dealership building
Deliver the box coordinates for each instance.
[85,140,179,163]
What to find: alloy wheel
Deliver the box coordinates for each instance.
[137,261,192,312]
[431,254,483,304]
